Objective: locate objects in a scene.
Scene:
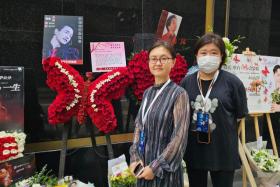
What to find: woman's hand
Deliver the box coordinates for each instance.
[129,160,144,174]
[271,103,280,112]
[137,166,155,180]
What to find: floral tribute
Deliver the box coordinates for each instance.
[110,168,136,187]
[43,57,84,125]
[43,51,187,133]
[222,35,244,64]
[0,131,26,162]
[251,148,280,172]
[87,68,133,133]
[127,51,187,100]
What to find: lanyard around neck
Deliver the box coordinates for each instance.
[197,71,219,112]
[142,79,171,125]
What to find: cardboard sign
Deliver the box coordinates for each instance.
[224,54,280,113]
[42,15,83,65]
[0,67,24,131]
[156,10,182,46]
[90,42,126,72]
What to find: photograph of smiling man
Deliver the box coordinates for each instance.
[42,15,83,65]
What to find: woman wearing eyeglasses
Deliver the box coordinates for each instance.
[129,40,190,187]
[180,33,248,187]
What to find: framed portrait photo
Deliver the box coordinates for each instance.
[42,15,83,65]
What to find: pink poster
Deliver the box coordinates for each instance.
[90,42,126,72]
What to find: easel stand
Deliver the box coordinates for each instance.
[58,120,72,179]
[57,118,115,179]
[85,118,115,160]
[239,113,278,187]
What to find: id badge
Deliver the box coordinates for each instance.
[196,111,209,133]
[197,131,211,144]
[196,111,211,144]
[138,130,145,155]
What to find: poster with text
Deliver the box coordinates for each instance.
[0,154,35,186]
[42,15,83,65]
[156,10,182,46]
[0,67,24,131]
[223,54,280,113]
[259,55,280,113]
[90,42,126,72]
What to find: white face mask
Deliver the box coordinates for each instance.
[197,55,221,73]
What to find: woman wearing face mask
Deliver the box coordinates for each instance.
[180,33,248,187]
[43,23,79,60]
[129,41,190,187]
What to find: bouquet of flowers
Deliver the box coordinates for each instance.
[251,149,280,172]
[110,168,136,187]
[222,35,244,64]
[108,154,136,187]
[271,88,280,104]
[243,141,280,186]
[14,165,95,187]
[14,165,58,187]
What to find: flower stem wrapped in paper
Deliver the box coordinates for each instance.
[108,154,136,187]
[243,138,280,187]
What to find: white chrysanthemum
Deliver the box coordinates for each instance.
[15,178,31,187]
[196,95,203,102]
[210,108,215,113]
[210,123,216,131]
[194,102,202,110]
[222,37,230,43]
[212,98,218,107]
[191,101,194,107]
[204,98,212,112]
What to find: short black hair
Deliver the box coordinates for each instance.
[273,65,280,74]
[56,24,74,31]
[148,40,176,58]
[165,15,176,31]
[194,33,227,68]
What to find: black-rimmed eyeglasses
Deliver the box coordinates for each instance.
[148,57,173,64]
